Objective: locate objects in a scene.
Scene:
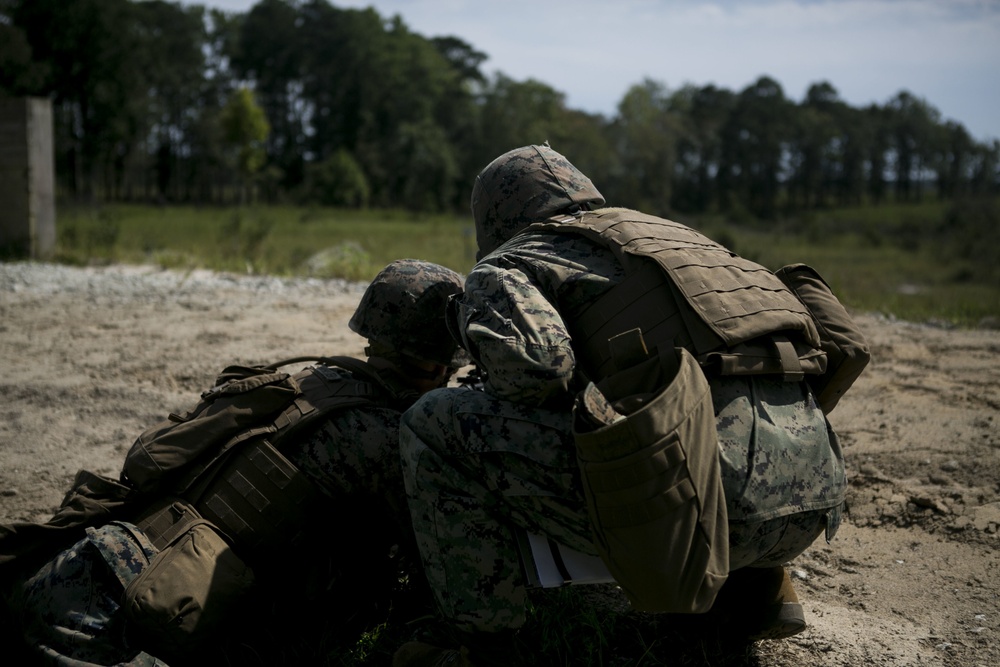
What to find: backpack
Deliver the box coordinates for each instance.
[121,355,404,495]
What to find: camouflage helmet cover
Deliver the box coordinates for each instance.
[471,144,605,257]
[349,259,470,367]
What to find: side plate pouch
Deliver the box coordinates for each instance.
[775,263,871,413]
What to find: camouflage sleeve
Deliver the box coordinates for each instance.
[285,404,406,515]
[457,231,625,405]
[458,259,576,405]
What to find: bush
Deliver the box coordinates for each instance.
[940,197,1000,283]
[303,150,371,208]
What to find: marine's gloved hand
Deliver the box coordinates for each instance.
[574,382,625,432]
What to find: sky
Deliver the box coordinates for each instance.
[184,0,1000,143]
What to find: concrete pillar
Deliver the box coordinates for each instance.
[0,97,56,259]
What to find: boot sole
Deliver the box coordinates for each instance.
[748,602,807,641]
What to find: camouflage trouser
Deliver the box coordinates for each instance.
[710,376,846,570]
[400,377,845,633]
[17,522,167,666]
[400,390,590,633]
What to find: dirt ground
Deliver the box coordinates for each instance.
[1,262,998,666]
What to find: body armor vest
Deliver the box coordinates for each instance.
[526,208,826,382]
[136,358,412,568]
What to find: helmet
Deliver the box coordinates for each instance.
[471,144,605,258]
[349,259,470,368]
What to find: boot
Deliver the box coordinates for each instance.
[712,566,806,641]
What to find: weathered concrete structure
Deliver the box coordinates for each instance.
[0,97,55,259]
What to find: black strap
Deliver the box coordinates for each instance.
[546,536,574,584]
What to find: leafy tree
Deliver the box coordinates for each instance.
[885,90,942,202]
[4,0,996,213]
[720,76,791,218]
[362,16,463,207]
[130,0,207,201]
[431,36,487,85]
[0,20,48,94]
[291,3,460,207]
[933,121,975,198]
[786,82,841,209]
[394,119,459,213]
[832,104,871,206]
[220,87,271,204]
[545,108,615,205]
[668,84,734,213]
[609,79,680,215]
[475,74,569,162]
[179,8,243,203]
[429,35,488,209]
[969,140,1000,195]
[864,103,892,204]
[230,0,306,188]
[9,0,144,198]
[296,1,381,164]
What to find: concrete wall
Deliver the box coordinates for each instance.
[0,97,56,259]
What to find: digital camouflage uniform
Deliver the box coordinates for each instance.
[400,146,846,634]
[18,523,164,666]
[13,391,412,666]
[3,259,468,666]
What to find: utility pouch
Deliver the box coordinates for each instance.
[124,501,255,656]
[774,263,871,413]
[573,341,728,613]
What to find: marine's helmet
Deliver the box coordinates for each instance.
[349,259,470,368]
[471,144,605,258]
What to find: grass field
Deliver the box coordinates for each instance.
[54,203,479,281]
[52,198,1000,327]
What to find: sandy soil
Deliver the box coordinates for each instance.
[1,262,998,666]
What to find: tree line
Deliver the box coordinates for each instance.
[2,0,997,218]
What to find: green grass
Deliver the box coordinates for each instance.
[54,203,479,281]
[50,198,1000,327]
[692,199,1000,327]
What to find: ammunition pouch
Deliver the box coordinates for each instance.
[127,502,254,658]
[573,340,728,613]
[125,436,322,655]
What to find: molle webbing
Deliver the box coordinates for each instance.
[189,438,318,560]
[185,362,384,559]
[134,499,204,551]
[528,209,823,379]
[571,260,722,381]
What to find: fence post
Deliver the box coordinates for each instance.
[0,96,56,260]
